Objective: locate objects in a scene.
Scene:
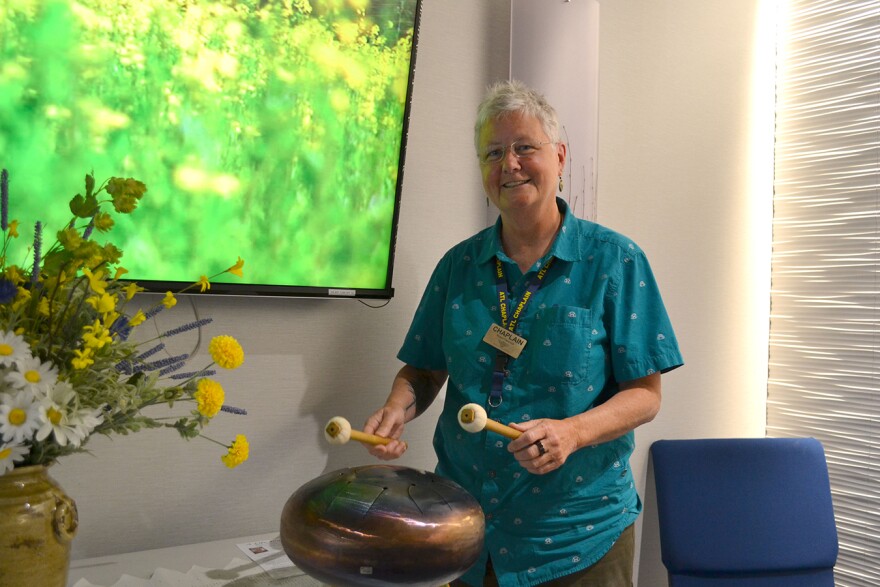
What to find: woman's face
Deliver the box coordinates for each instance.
[478,112,566,215]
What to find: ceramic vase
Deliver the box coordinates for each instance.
[0,465,78,586]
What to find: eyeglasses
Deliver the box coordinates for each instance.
[478,140,554,165]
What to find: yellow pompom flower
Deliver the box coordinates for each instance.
[194,379,225,418]
[8,219,18,238]
[221,434,249,468]
[209,335,244,369]
[198,275,210,292]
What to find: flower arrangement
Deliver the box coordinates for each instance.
[0,168,250,475]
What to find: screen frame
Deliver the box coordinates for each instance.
[4,0,423,301]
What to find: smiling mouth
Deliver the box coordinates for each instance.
[502,179,531,188]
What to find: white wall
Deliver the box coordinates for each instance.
[54,1,771,586]
[596,1,772,583]
[510,0,600,221]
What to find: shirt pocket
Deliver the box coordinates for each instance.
[523,306,592,389]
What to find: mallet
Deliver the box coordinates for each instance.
[324,416,405,448]
[457,403,522,439]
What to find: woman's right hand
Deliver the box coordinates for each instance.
[361,365,447,460]
[363,405,408,460]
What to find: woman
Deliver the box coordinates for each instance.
[363,80,683,586]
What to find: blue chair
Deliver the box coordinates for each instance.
[649,437,838,587]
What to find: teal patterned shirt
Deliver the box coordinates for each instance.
[398,199,683,586]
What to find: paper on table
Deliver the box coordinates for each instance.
[235,536,311,581]
[70,555,324,587]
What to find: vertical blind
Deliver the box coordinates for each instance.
[768,1,880,585]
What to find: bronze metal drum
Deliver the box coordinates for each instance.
[280,465,485,587]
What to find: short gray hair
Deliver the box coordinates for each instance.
[474,79,561,151]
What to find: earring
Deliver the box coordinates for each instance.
[558,176,564,193]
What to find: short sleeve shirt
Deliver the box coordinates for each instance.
[398,199,683,587]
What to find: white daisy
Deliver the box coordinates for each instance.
[35,382,80,447]
[67,406,104,446]
[0,331,31,367]
[0,391,42,444]
[5,356,59,396]
[0,442,29,474]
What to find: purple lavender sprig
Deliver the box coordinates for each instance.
[144,304,165,320]
[220,405,248,416]
[82,217,95,240]
[158,361,187,377]
[162,318,213,338]
[1,169,8,231]
[169,369,216,380]
[142,353,189,372]
[32,221,42,285]
[0,280,17,304]
[116,360,134,375]
[135,343,166,361]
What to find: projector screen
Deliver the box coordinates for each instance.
[0,0,421,299]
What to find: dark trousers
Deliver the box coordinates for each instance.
[451,524,635,587]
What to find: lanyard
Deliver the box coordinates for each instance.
[489,256,554,407]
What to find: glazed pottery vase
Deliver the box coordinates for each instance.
[0,465,78,587]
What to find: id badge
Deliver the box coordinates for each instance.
[483,323,527,359]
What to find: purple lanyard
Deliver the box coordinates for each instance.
[489,256,554,407]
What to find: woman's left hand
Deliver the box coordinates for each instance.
[507,419,577,475]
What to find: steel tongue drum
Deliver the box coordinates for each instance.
[280,465,485,587]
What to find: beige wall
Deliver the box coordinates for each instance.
[598,1,772,582]
[54,1,770,586]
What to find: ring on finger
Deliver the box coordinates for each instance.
[535,440,547,456]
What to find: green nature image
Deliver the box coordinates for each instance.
[0,0,419,293]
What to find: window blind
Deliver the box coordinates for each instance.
[768,1,880,584]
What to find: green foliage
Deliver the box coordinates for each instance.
[0,0,417,288]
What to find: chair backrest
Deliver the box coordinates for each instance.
[650,437,838,587]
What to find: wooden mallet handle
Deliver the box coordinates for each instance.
[458,403,522,439]
[324,417,405,448]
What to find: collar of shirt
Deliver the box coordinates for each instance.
[476,198,588,267]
